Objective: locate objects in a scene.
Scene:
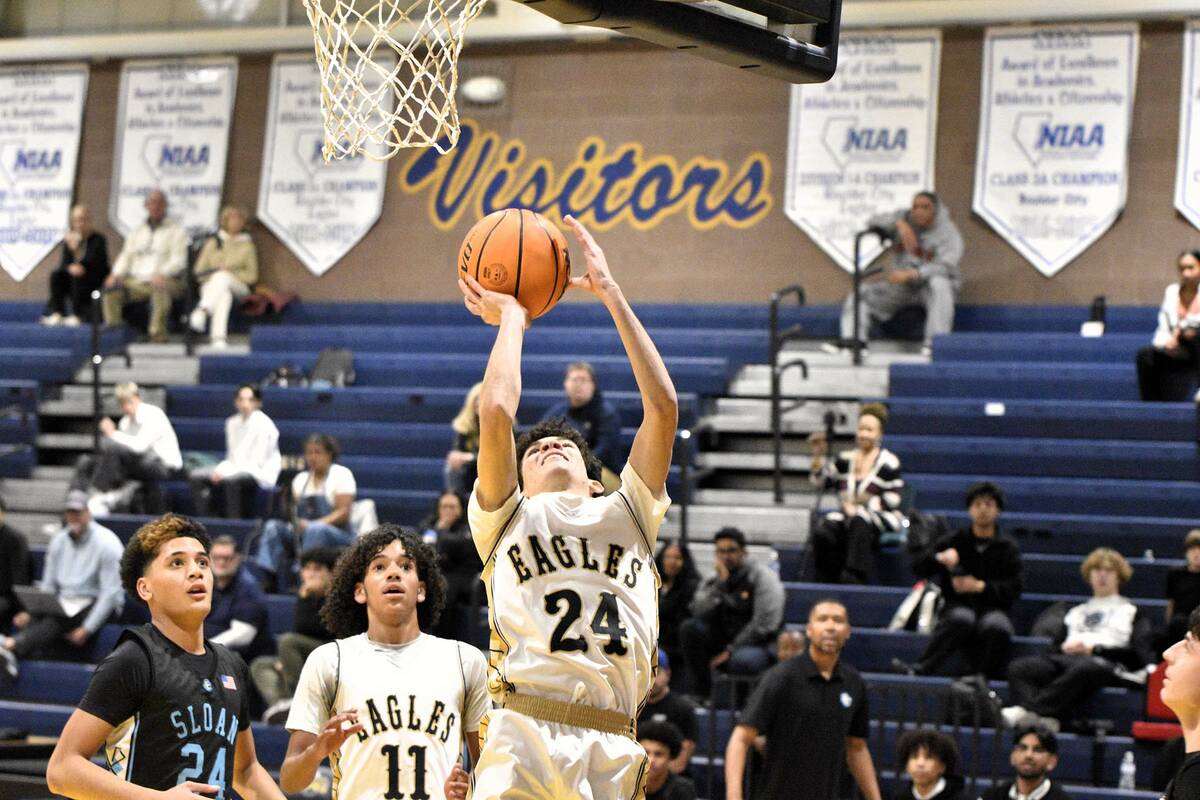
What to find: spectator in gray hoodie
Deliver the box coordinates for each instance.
[679,527,785,697]
[835,191,964,353]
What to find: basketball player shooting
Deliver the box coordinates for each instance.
[46,514,285,800]
[280,525,489,799]
[453,214,678,799]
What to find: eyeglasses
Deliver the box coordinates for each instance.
[715,547,741,555]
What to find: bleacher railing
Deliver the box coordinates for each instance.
[851,227,892,367]
[768,286,808,504]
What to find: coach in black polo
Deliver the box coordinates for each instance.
[725,599,881,800]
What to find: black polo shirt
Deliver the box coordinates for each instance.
[740,651,869,800]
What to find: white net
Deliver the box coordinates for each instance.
[303,0,487,160]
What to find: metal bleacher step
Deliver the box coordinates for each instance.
[661,502,808,544]
[695,451,812,472]
[30,465,74,481]
[705,397,861,435]
[39,384,168,418]
[691,488,814,508]
[2,477,70,515]
[73,342,200,386]
[36,432,94,451]
[5,511,60,543]
[730,362,890,398]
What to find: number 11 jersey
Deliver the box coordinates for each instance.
[468,463,670,721]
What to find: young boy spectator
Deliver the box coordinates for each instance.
[0,491,122,677]
[205,535,272,661]
[1002,548,1156,731]
[251,547,338,723]
[895,482,1022,679]
[978,725,1073,800]
[640,720,697,800]
[190,383,281,519]
[638,650,698,774]
[893,729,964,800]
[680,527,784,697]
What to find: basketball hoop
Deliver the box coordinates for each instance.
[302,0,487,160]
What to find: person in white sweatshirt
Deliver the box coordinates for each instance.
[1136,249,1200,401]
[190,383,281,519]
[1001,548,1156,731]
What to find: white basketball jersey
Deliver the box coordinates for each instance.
[468,463,670,720]
[287,633,489,800]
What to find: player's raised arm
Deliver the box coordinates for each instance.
[459,274,529,510]
[562,215,678,496]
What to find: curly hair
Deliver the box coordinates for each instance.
[1079,547,1133,586]
[514,417,602,487]
[320,525,446,639]
[120,514,211,599]
[859,402,889,429]
[896,728,959,775]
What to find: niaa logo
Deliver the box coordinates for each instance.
[1037,123,1103,150]
[843,127,907,154]
[153,143,210,176]
[399,119,772,232]
[1014,113,1104,166]
[13,147,63,175]
[821,117,907,171]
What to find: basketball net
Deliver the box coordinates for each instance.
[302,0,487,160]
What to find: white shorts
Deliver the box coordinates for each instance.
[470,708,648,800]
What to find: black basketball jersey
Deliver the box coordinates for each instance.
[78,623,250,797]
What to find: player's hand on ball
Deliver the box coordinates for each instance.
[445,760,470,800]
[563,215,618,298]
[459,274,529,328]
[315,711,364,757]
[161,780,220,798]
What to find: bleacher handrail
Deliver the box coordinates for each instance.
[768,285,809,504]
[852,227,892,367]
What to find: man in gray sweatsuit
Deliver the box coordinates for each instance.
[679,527,785,697]
[839,191,964,350]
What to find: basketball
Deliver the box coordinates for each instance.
[458,208,572,319]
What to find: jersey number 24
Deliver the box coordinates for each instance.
[544,590,628,655]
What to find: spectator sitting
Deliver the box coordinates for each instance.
[892,729,965,800]
[204,534,272,661]
[656,538,700,691]
[189,383,281,519]
[1137,249,1200,402]
[188,205,258,349]
[639,720,698,800]
[250,546,338,724]
[1163,529,1200,651]
[894,481,1021,679]
[1002,548,1156,732]
[0,497,31,632]
[419,492,479,642]
[540,361,623,493]
[0,491,122,678]
[102,189,188,343]
[829,191,963,354]
[445,382,481,497]
[71,381,182,516]
[41,204,109,326]
[680,527,784,698]
[978,725,1073,800]
[638,650,699,775]
[254,433,356,592]
[807,403,905,584]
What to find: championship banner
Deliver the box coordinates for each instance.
[109,57,238,238]
[257,53,391,277]
[1175,23,1200,231]
[973,24,1138,277]
[0,63,89,282]
[785,30,941,273]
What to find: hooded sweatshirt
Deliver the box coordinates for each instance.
[868,201,964,288]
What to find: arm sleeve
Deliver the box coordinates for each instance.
[616,462,671,550]
[467,485,522,563]
[916,225,964,282]
[8,532,29,589]
[866,209,902,233]
[57,241,72,269]
[78,640,152,725]
[730,568,784,650]
[848,686,870,739]
[1154,286,1179,348]
[461,644,490,733]
[81,537,124,633]
[329,465,357,499]
[739,667,779,735]
[90,234,110,280]
[111,235,132,278]
[911,531,956,580]
[978,543,1023,610]
[164,226,188,277]
[285,642,338,735]
[239,242,259,287]
[210,619,258,650]
[110,408,167,455]
[193,238,216,278]
[689,576,723,618]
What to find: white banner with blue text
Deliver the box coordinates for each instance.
[785,29,941,273]
[257,53,392,277]
[1175,23,1200,232]
[108,57,238,238]
[0,63,89,282]
[973,24,1138,277]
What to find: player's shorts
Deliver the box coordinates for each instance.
[470,708,648,800]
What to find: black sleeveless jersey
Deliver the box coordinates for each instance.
[77,623,251,796]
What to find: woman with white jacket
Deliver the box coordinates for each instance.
[1137,249,1200,401]
[189,206,258,348]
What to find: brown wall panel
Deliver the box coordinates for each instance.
[0,24,1192,306]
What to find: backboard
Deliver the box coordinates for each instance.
[517,0,841,83]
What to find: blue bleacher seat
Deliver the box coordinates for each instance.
[890,363,1140,401]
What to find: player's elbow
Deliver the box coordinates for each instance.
[478,393,516,430]
[45,748,72,795]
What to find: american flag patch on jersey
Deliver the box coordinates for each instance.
[220,674,237,690]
